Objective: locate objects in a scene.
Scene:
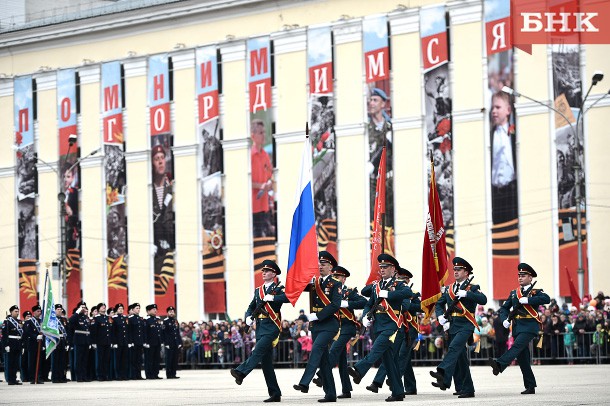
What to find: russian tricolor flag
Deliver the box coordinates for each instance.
[285,137,319,305]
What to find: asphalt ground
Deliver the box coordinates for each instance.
[1,364,608,405]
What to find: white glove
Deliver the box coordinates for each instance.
[65,346,70,351]
[112,344,118,349]
[378,290,389,299]
[438,315,448,325]
[143,343,150,348]
[457,290,467,299]
[443,322,451,331]
[307,313,319,322]
[5,346,9,352]
[91,344,97,349]
[503,320,510,329]
[340,300,349,308]
[362,317,372,328]
[165,345,170,349]
[245,317,254,327]
[128,343,133,348]
[178,345,182,349]
[37,334,43,340]
[263,294,274,302]
[519,297,528,304]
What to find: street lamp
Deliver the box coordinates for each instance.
[502,70,604,299]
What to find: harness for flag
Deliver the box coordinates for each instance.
[285,136,319,305]
[421,159,449,321]
[366,147,386,286]
[41,269,60,359]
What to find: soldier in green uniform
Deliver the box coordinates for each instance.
[431,257,487,398]
[293,251,342,403]
[348,254,411,402]
[231,260,289,403]
[489,263,550,395]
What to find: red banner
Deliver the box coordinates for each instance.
[366,148,386,286]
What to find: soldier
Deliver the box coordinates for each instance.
[230,260,289,403]
[87,305,99,381]
[489,263,550,394]
[91,303,112,381]
[68,302,91,382]
[312,265,367,399]
[163,306,182,379]
[128,303,145,380]
[2,305,23,385]
[347,254,411,402]
[20,310,32,383]
[293,251,342,403]
[51,304,68,383]
[23,304,45,384]
[431,257,487,398]
[112,303,129,380]
[144,304,162,379]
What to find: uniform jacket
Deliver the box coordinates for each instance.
[309,275,342,333]
[162,317,182,347]
[23,317,43,351]
[112,314,129,346]
[144,315,162,346]
[2,316,23,351]
[68,312,90,346]
[363,278,411,334]
[91,314,112,345]
[245,282,289,338]
[499,286,550,336]
[128,314,145,346]
[435,281,487,334]
[339,286,367,336]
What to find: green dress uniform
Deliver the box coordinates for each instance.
[233,280,289,399]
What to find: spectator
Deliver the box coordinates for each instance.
[201,330,212,362]
[564,324,576,365]
[297,309,308,323]
[474,317,494,358]
[492,312,509,358]
[297,330,312,362]
[550,314,565,359]
[230,326,244,363]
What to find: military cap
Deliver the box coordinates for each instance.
[9,305,19,312]
[518,263,537,277]
[332,266,350,277]
[146,304,158,311]
[261,259,281,275]
[114,303,124,312]
[453,257,473,273]
[151,144,165,158]
[22,310,32,318]
[31,304,41,312]
[127,304,134,311]
[378,253,399,268]
[75,301,87,308]
[54,304,63,310]
[167,306,176,312]
[319,251,338,268]
[97,302,106,309]
[131,303,141,310]
[371,87,388,101]
[397,267,413,279]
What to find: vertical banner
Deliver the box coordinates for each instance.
[307,27,338,258]
[57,69,82,311]
[196,46,227,313]
[248,36,276,286]
[420,5,455,283]
[485,0,520,299]
[148,54,176,312]
[363,16,395,257]
[102,61,129,306]
[551,44,588,296]
[15,75,39,310]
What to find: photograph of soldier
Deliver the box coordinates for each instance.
[552,45,582,109]
[61,162,80,251]
[104,144,127,195]
[107,205,127,260]
[201,119,222,178]
[16,144,37,199]
[250,119,275,239]
[17,198,36,259]
[201,174,223,233]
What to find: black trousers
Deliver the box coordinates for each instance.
[27,344,44,383]
[5,343,21,383]
[96,344,111,380]
[130,345,143,379]
[51,341,67,381]
[114,345,129,380]
[145,345,161,378]
[165,346,179,378]
[74,344,89,382]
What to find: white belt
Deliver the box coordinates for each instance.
[8,335,22,339]
[75,330,90,335]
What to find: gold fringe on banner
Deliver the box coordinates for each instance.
[413,340,420,351]
[474,339,481,353]
[537,333,543,349]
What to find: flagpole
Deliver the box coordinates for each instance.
[306,122,314,313]
[35,266,49,384]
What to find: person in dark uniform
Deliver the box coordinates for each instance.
[312,265,367,399]
[87,305,98,381]
[230,260,290,403]
[68,302,91,382]
[144,304,162,379]
[112,303,129,380]
[489,263,550,395]
[23,304,45,384]
[293,251,342,403]
[51,304,68,383]
[347,254,411,402]
[20,310,32,383]
[2,305,23,385]
[128,303,145,380]
[431,257,487,398]
[91,303,112,381]
[162,306,182,379]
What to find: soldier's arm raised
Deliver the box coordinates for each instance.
[467,285,488,305]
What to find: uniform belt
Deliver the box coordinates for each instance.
[451,312,465,317]
[514,315,534,319]
[376,309,400,315]
[312,307,324,312]
[8,335,22,339]
[257,315,269,319]
[75,330,90,335]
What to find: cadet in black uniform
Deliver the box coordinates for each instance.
[91,303,112,381]
[20,310,32,383]
[2,305,23,385]
[51,304,68,383]
[162,306,182,379]
[489,263,550,394]
[230,260,289,403]
[112,303,129,380]
[144,304,162,379]
[128,303,145,380]
[23,304,45,384]
[68,302,91,382]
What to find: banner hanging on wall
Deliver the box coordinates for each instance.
[307,26,337,259]
[196,46,227,314]
[148,54,176,313]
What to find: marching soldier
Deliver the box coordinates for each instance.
[230,260,289,403]
[112,303,129,380]
[431,257,487,398]
[91,303,112,381]
[128,303,145,380]
[144,304,162,379]
[68,302,91,382]
[293,251,342,403]
[162,306,182,379]
[489,263,550,394]
[2,305,23,385]
[51,304,68,383]
[347,254,411,402]
[23,304,45,384]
